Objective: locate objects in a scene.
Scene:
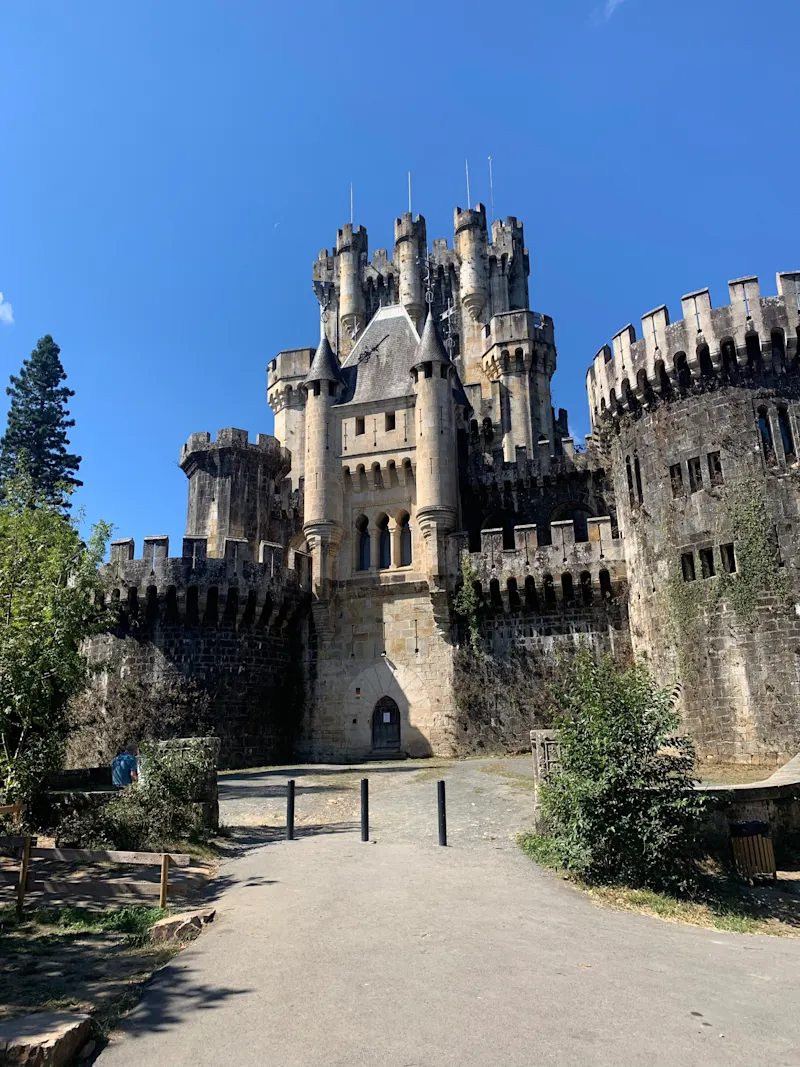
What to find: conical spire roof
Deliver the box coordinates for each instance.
[304,334,343,386]
[412,309,450,368]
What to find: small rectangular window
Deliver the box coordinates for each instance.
[707,451,723,486]
[699,547,715,578]
[670,463,684,498]
[720,543,737,573]
[355,416,365,436]
[385,412,396,432]
[681,552,696,582]
[688,456,702,493]
[778,407,795,461]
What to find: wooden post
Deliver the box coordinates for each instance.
[16,835,31,918]
[159,853,170,909]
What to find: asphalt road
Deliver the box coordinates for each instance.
[97,761,800,1067]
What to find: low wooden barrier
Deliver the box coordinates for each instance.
[0,801,23,830]
[1,837,192,916]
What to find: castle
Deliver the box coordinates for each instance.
[90,202,800,768]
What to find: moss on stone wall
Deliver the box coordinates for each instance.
[720,479,788,622]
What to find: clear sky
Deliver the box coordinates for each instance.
[1,0,798,550]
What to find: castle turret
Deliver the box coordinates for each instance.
[267,347,313,489]
[394,212,427,329]
[302,335,344,592]
[180,429,290,558]
[412,311,458,585]
[336,224,368,358]
[454,205,489,321]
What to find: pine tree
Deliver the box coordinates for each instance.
[0,335,82,507]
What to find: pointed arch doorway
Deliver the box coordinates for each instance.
[372,696,401,753]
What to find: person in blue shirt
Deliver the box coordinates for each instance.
[112,743,139,788]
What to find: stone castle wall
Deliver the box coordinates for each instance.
[593,273,800,764]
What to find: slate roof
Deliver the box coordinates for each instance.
[304,334,343,386]
[337,303,471,413]
[338,305,421,405]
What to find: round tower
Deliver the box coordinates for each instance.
[180,429,290,558]
[302,334,344,592]
[453,205,488,321]
[587,271,800,764]
[393,212,427,330]
[336,224,367,356]
[412,310,459,585]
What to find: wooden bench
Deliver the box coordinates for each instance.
[1,837,192,916]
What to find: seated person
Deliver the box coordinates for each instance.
[112,743,139,788]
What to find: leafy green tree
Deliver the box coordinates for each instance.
[0,473,110,799]
[536,651,710,891]
[0,335,82,508]
[453,551,482,653]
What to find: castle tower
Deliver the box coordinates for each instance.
[412,310,459,586]
[302,334,344,593]
[394,212,427,330]
[453,204,490,387]
[336,224,368,358]
[267,347,313,489]
[180,428,290,558]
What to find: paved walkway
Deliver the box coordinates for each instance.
[97,760,800,1067]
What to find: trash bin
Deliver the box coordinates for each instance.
[729,820,777,883]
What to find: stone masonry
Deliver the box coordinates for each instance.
[81,204,800,767]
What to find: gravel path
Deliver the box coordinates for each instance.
[218,756,539,849]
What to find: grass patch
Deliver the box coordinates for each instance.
[518,832,800,937]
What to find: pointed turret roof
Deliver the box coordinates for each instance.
[412,309,450,368]
[304,334,343,386]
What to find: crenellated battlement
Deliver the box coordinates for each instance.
[448,515,627,615]
[267,348,315,395]
[103,535,311,631]
[180,427,289,465]
[465,432,595,480]
[482,310,556,379]
[587,272,800,428]
[454,203,488,234]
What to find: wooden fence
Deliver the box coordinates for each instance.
[1,837,192,916]
[0,801,23,830]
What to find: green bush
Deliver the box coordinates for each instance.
[536,652,710,891]
[59,744,212,851]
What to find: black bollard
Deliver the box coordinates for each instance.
[286,779,295,841]
[361,778,369,842]
[437,779,447,847]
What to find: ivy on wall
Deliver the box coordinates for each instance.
[452,551,481,653]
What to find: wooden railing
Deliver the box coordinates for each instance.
[0,801,23,830]
[1,837,192,916]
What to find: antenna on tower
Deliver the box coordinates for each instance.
[488,156,495,221]
[408,171,412,215]
[465,159,471,210]
[350,183,353,225]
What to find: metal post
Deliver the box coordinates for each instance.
[437,780,447,847]
[361,778,369,842]
[286,779,296,841]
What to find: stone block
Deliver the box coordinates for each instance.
[151,908,216,944]
[0,1013,92,1067]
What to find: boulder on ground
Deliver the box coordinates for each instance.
[0,1012,92,1067]
[151,908,216,943]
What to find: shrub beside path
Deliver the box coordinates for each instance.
[97,758,800,1067]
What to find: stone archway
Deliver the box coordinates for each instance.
[343,659,435,759]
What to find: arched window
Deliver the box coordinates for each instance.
[356,516,370,570]
[165,586,179,624]
[204,587,219,625]
[626,455,635,506]
[745,333,762,375]
[399,514,412,566]
[378,515,391,569]
[561,573,575,608]
[524,575,538,611]
[771,329,787,371]
[490,578,503,609]
[675,353,691,392]
[372,696,401,752]
[543,574,557,610]
[698,344,715,379]
[580,571,593,606]
[507,577,521,611]
[185,586,199,625]
[757,406,774,459]
[634,456,644,503]
[721,340,738,382]
[599,570,612,601]
[778,406,795,461]
[145,586,159,625]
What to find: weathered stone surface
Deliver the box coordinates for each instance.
[0,1012,91,1067]
[150,908,216,944]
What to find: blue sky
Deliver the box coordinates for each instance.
[1,0,798,550]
